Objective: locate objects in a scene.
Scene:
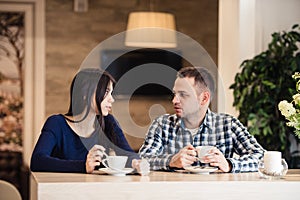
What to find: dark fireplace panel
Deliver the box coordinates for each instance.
[101,48,182,96]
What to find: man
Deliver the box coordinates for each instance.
[139,66,265,173]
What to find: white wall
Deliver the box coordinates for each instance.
[257,0,300,52]
[218,0,300,117]
[218,0,239,115]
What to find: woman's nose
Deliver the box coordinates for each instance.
[110,95,115,103]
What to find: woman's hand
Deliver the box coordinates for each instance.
[132,158,150,176]
[86,145,106,173]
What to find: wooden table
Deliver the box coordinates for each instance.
[30,169,300,200]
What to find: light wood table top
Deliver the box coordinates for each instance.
[31,169,300,200]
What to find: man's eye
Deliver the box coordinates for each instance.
[173,92,189,99]
[179,93,188,98]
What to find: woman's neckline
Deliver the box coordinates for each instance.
[61,114,97,138]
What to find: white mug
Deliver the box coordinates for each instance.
[195,146,214,163]
[264,151,282,173]
[102,156,128,171]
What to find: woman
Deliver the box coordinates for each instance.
[30,68,147,174]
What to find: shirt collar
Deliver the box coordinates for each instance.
[177,108,214,131]
[203,108,214,131]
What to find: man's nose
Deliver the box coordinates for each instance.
[172,94,180,104]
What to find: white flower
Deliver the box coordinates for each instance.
[297,83,300,92]
[287,122,296,127]
[279,72,300,139]
[293,93,300,105]
[292,72,300,79]
[6,115,17,122]
[278,100,296,117]
[0,92,23,149]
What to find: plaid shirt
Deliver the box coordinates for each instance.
[139,109,265,173]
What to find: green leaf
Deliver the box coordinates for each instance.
[230,24,300,155]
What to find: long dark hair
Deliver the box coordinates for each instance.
[95,69,116,129]
[65,68,115,129]
[64,68,125,151]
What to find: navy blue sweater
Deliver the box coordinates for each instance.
[30,114,138,173]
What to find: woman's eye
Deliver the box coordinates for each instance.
[104,90,109,97]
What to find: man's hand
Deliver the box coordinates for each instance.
[202,147,232,172]
[169,144,197,168]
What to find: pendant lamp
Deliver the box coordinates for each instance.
[125,11,177,48]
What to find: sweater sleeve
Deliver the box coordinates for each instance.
[104,114,140,166]
[30,115,87,173]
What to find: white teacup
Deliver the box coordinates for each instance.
[263,151,282,173]
[102,156,128,171]
[195,146,214,163]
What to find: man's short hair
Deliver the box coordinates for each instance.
[177,66,215,99]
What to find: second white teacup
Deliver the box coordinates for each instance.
[195,146,214,163]
[102,156,128,171]
[264,151,282,173]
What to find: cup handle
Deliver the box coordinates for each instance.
[101,150,109,167]
[101,158,124,172]
[101,158,109,168]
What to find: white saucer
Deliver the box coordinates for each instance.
[98,168,134,176]
[183,166,218,174]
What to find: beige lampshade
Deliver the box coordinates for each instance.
[125,12,177,48]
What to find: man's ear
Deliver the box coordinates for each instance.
[200,91,210,105]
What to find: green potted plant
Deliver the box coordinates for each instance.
[230,24,300,161]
